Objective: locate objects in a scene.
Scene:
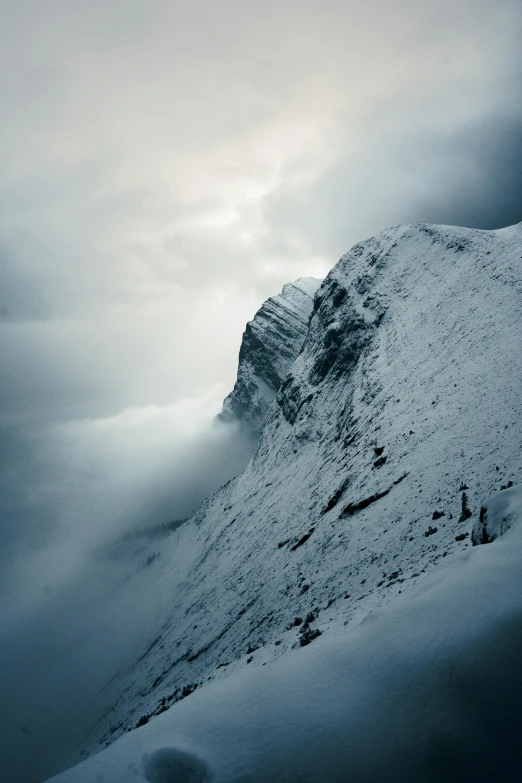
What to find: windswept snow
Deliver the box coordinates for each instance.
[46,485,522,782]
[471,482,521,545]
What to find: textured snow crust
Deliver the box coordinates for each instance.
[50,222,522,772]
[218,278,320,433]
[471,482,520,544]
[47,485,522,782]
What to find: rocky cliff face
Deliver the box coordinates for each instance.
[82,222,522,757]
[218,277,321,433]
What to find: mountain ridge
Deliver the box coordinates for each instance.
[59,221,522,770]
[218,277,321,433]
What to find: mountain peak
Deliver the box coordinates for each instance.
[218,276,321,433]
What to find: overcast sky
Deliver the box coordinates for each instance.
[2,1,522,426]
[1,3,522,778]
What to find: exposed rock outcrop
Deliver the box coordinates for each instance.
[218,277,321,433]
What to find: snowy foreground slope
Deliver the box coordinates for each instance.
[48,222,522,779]
[218,277,320,433]
[47,485,522,782]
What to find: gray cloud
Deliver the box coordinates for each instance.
[0,408,255,782]
[263,108,522,261]
[263,64,522,258]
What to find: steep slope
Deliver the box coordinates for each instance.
[73,222,522,764]
[47,485,522,783]
[218,277,320,433]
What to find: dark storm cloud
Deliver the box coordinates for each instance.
[263,104,522,260]
[406,112,522,230]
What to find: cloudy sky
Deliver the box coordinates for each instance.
[1,1,522,778]
[2,0,522,423]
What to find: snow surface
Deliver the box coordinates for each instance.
[471,482,520,544]
[46,485,522,782]
[40,222,522,778]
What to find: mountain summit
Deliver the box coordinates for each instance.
[218,277,321,433]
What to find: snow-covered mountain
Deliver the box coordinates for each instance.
[218,277,320,433]
[46,221,522,781]
[47,483,522,783]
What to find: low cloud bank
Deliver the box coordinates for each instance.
[0,389,255,783]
